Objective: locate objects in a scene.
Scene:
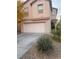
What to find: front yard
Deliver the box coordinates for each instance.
[21,40,61,59]
[20,20,61,59]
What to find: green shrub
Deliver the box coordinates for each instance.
[37,35,53,53]
[51,20,61,42]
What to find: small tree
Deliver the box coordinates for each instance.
[52,20,61,42]
[17,1,27,33]
[17,1,26,22]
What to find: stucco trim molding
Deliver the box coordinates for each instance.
[24,19,47,24]
[24,17,50,21]
[24,21,46,24]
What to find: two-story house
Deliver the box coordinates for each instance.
[18,0,53,34]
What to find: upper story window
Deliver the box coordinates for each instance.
[53,9,56,15]
[24,7,29,16]
[38,4,43,13]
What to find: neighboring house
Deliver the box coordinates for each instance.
[51,7,58,29]
[18,0,53,34]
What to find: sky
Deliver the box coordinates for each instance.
[52,0,61,16]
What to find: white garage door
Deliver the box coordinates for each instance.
[23,23,45,33]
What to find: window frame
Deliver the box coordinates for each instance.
[24,7,29,16]
[37,4,43,13]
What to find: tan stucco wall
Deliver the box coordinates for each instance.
[24,0,51,20]
[45,18,51,34]
[24,1,33,19]
[21,0,52,34]
[32,0,51,18]
[23,19,51,34]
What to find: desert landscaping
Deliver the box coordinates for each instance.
[21,40,61,59]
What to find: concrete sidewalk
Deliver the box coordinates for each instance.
[17,33,41,59]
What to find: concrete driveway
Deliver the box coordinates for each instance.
[17,33,42,59]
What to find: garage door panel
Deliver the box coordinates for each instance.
[23,23,45,33]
